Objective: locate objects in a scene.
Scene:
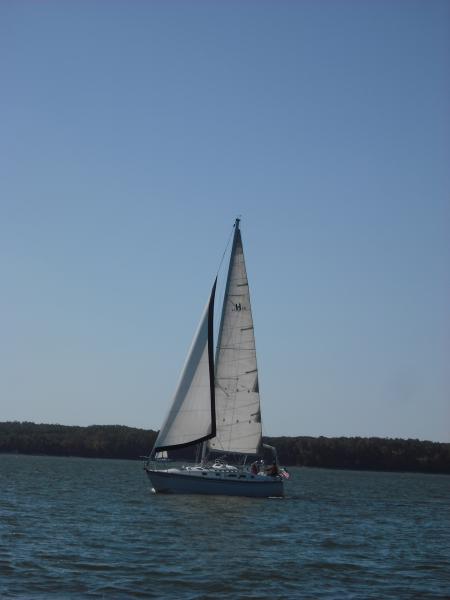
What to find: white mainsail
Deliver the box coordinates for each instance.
[208,221,262,455]
[154,281,216,451]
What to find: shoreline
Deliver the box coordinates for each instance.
[1,421,449,474]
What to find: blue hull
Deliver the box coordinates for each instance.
[146,468,284,498]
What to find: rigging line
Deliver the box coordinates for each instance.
[213,222,236,359]
[216,221,236,276]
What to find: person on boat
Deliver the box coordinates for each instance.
[266,462,279,477]
[251,461,259,475]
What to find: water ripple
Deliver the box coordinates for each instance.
[1,455,449,598]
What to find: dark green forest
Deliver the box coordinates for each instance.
[0,422,449,474]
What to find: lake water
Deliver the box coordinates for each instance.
[1,455,449,599]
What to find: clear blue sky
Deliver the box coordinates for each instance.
[1,1,449,441]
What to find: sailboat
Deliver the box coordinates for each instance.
[145,219,286,497]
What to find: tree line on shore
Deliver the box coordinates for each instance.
[0,421,449,474]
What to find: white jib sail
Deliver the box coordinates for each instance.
[208,224,262,455]
[154,282,216,451]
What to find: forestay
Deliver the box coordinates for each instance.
[208,222,262,455]
[154,281,216,451]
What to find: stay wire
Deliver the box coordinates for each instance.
[216,221,236,277]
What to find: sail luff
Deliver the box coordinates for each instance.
[215,218,241,368]
[200,222,240,463]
